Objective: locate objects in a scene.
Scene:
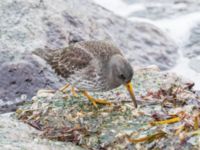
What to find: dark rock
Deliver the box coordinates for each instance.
[0,55,65,113]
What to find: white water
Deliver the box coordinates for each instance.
[94,0,145,17]
[155,13,200,90]
[94,0,200,90]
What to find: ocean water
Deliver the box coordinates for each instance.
[94,0,200,90]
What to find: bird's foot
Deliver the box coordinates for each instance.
[91,98,112,107]
[82,91,112,108]
[59,84,79,97]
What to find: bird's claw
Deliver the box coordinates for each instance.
[82,91,112,108]
[90,98,112,108]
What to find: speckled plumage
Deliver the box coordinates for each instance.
[34,41,133,92]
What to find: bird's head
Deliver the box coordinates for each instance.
[108,54,137,108]
[108,54,133,86]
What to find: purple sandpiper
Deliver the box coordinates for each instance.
[33,41,137,108]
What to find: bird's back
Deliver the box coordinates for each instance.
[33,41,123,91]
[77,41,122,62]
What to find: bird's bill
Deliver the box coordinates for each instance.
[125,82,137,108]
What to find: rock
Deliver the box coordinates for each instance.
[0,0,177,112]
[189,58,200,73]
[0,55,65,113]
[0,113,83,150]
[184,24,200,58]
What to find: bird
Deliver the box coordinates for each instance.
[33,41,137,108]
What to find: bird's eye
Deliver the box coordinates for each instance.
[119,74,126,80]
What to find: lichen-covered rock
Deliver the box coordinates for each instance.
[15,66,200,150]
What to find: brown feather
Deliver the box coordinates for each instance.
[48,46,92,78]
[77,41,122,62]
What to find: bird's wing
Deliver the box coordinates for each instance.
[50,45,93,78]
[77,41,123,61]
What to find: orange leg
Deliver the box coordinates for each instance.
[60,84,79,97]
[82,91,112,108]
[59,83,70,92]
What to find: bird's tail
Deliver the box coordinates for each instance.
[32,48,52,62]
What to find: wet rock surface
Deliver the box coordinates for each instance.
[0,0,178,111]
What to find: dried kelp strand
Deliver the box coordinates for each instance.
[150,116,181,126]
[127,131,167,143]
